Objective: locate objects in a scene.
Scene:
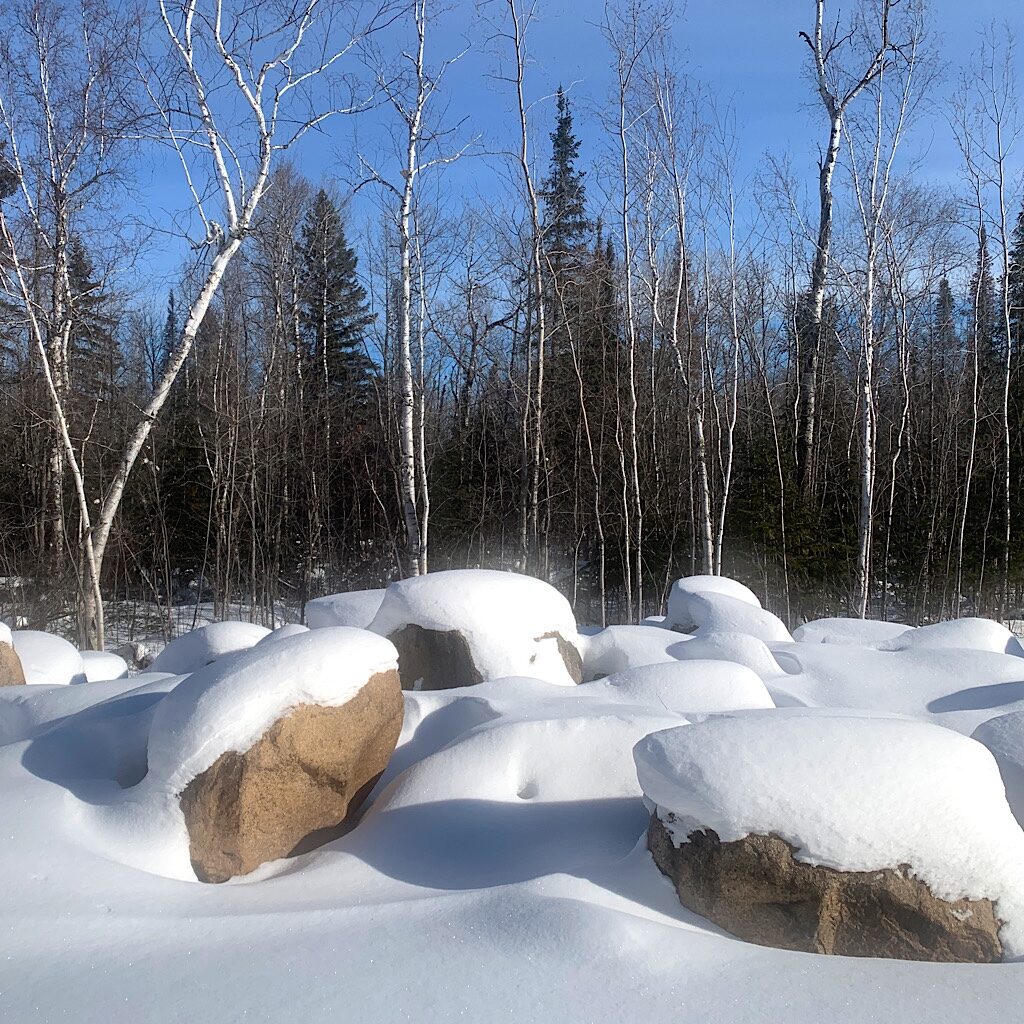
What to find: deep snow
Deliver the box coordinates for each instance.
[3,577,1024,1022]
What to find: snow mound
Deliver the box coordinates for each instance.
[793,617,911,646]
[634,712,1024,956]
[369,570,579,685]
[667,582,791,643]
[592,660,775,714]
[256,623,310,646]
[80,650,129,682]
[666,575,760,630]
[974,710,1024,829]
[878,617,1023,655]
[146,627,398,794]
[578,624,682,679]
[12,630,86,685]
[306,589,386,630]
[0,620,12,646]
[670,630,785,679]
[150,620,271,675]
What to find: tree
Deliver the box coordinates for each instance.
[297,189,375,405]
[541,87,589,277]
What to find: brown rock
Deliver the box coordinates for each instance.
[0,642,26,686]
[181,668,403,883]
[388,624,583,691]
[648,814,1003,962]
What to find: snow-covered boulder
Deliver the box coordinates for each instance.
[306,589,386,630]
[150,621,271,675]
[665,577,791,643]
[593,660,774,715]
[369,570,581,689]
[12,630,86,686]
[793,617,911,647]
[670,631,785,679]
[578,624,682,680]
[878,618,1024,656]
[145,627,403,882]
[255,623,310,647]
[0,624,25,686]
[634,713,1024,961]
[973,710,1024,829]
[80,650,129,683]
[113,640,153,669]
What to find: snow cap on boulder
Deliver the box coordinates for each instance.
[80,649,129,682]
[150,620,271,675]
[12,630,86,686]
[369,569,581,689]
[666,576,791,643]
[578,624,681,680]
[878,617,1024,656]
[305,589,386,630]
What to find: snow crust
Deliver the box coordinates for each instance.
[11,629,86,685]
[150,620,271,674]
[369,570,579,685]
[306,589,386,630]
[635,712,1024,955]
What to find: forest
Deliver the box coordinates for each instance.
[0,0,1022,647]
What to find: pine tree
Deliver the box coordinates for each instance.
[541,87,589,276]
[297,189,375,409]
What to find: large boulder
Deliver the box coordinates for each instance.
[369,570,582,690]
[647,819,1001,961]
[634,713,1024,961]
[145,627,403,882]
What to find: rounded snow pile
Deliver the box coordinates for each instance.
[305,589,386,630]
[634,712,1024,961]
[80,650,129,683]
[593,660,775,715]
[145,627,403,882]
[150,620,271,675]
[369,569,582,689]
[793,617,911,647]
[12,630,86,686]
[578,624,681,680]
[877,618,1024,656]
[665,576,791,643]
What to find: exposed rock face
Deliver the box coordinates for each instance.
[648,814,1003,963]
[388,624,582,691]
[180,668,403,883]
[0,642,26,686]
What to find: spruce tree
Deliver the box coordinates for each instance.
[297,189,375,410]
[67,235,119,400]
[1007,200,1024,355]
[541,87,589,275]
[970,225,998,367]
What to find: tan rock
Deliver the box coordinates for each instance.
[181,668,403,883]
[388,624,582,690]
[648,814,1003,962]
[0,642,26,686]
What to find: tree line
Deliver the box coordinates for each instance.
[0,0,1022,646]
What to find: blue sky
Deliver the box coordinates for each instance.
[135,0,1024,300]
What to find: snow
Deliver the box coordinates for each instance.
[793,616,912,646]
[369,570,579,685]
[579,624,683,679]
[149,619,271,674]
[973,710,1024,828]
[256,622,310,646]
[666,574,761,631]
[635,712,1024,955]
[9,574,1024,1019]
[80,649,129,682]
[11,629,86,685]
[666,577,792,643]
[0,620,11,646]
[877,617,1024,655]
[590,660,775,714]
[306,588,386,629]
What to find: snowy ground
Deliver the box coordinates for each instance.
[3,579,1024,1022]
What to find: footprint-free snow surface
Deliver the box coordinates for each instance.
[4,579,1024,1023]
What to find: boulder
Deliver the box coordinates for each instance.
[0,641,26,686]
[181,666,403,883]
[370,570,582,689]
[647,816,1002,963]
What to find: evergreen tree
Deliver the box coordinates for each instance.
[67,235,119,400]
[296,189,375,408]
[1007,200,1024,355]
[969,225,998,367]
[541,87,589,274]
[160,289,178,381]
